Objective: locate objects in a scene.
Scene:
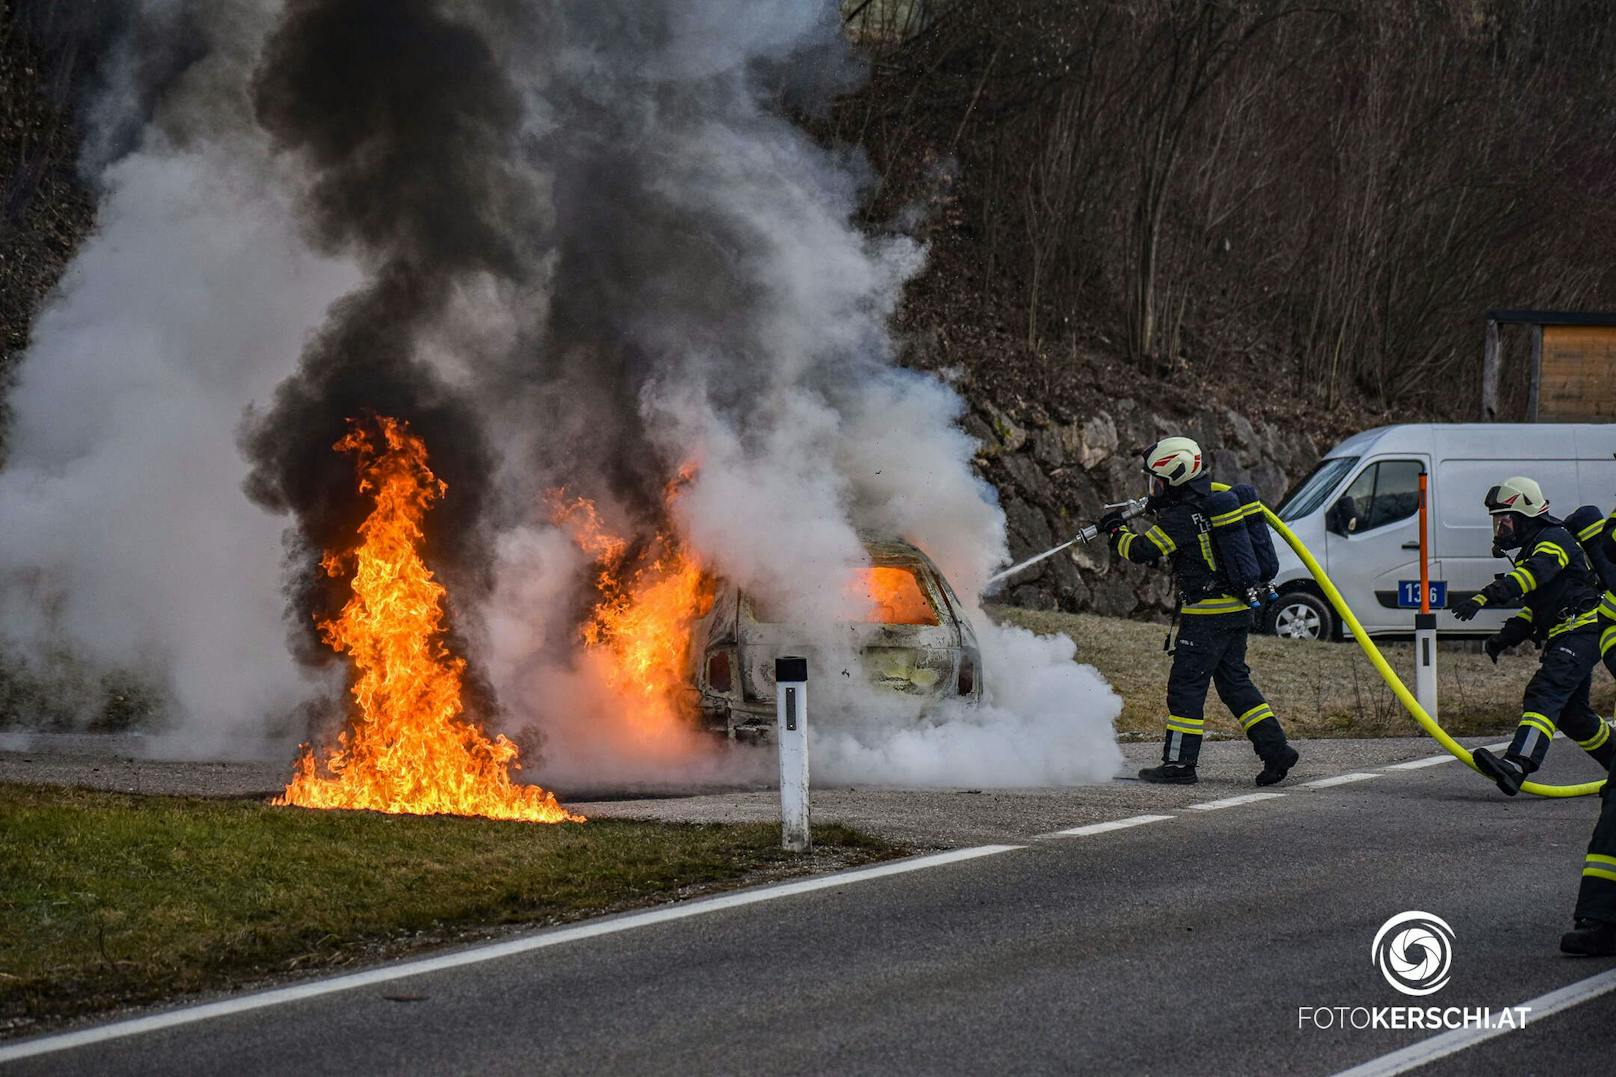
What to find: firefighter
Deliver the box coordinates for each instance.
[1561,504,1616,955]
[1565,503,1616,685]
[1455,478,1614,795]
[1102,436,1299,786]
[1563,752,1616,954]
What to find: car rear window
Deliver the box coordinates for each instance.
[849,566,940,626]
[745,563,944,625]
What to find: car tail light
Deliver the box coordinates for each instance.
[707,650,732,694]
[957,654,975,696]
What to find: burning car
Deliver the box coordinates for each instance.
[689,538,982,739]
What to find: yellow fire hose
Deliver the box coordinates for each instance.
[1254,501,1604,798]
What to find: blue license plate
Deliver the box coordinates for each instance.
[1397,581,1447,609]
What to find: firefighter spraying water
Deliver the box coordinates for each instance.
[1104,436,1298,786]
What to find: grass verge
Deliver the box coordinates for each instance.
[0,784,897,1036]
[992,606,1615,740]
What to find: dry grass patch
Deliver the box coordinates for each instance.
[991,606,1613,740]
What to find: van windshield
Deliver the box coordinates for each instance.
[1276,457,1358,521]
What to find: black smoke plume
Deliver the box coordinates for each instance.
[240,0,530,667]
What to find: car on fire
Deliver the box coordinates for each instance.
[689,537,982,740]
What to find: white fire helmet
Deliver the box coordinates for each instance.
[1143,436,1204,493]
[1485,476,1548,550]
[1484,476,1549,518]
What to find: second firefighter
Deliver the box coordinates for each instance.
[1454,477,1614,794]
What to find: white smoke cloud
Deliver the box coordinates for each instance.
[0,6,360,752]
[812,623,1123,787]
[474,0,1124,790]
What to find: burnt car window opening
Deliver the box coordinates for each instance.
[746,564,942,626]
[849,566,941,626]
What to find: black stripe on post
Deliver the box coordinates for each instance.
[775,656,808,682]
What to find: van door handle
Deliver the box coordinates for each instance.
[1401,542,1421,550]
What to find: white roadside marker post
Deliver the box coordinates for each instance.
[775,656,811,852]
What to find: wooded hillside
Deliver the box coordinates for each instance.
[838,0,1616,426]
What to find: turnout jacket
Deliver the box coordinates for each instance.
[1596,509,1616,621]
[1110,477,1247,617]
[1478,519,1601,647]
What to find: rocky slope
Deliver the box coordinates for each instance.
[965,388,1320,616]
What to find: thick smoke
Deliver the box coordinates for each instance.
[466,1,1122,787]
[239,0,550,685]
[1,0,1122,785]
[0,1,360,750]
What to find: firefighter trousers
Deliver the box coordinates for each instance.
[1506,627,1612,771]
[1161,613,1289,766]
[1575,747,1616,923]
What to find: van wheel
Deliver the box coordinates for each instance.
[1267,592,1334,641]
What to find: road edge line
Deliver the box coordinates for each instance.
[0,844,1022,1064]
[1329,967,1616,1077]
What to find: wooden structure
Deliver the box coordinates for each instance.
[1483,310,1616,421]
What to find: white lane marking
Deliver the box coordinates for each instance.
[1186,792,1286,811]
[1483,740,1513,750]
[0,844,1022,1064]
[1384,755,1456,770]
[1301,772,1382,789]
[1330,967,1616,1077]
[1053,814,1175,837]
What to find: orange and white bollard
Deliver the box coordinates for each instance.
[1415,471,1439,718]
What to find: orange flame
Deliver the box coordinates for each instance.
[552,481,710,733]
[276,417,582,824]
[847,566,939,626]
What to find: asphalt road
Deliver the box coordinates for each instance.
[7,740,1616,1076]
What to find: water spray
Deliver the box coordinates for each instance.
[986,498,1150,589]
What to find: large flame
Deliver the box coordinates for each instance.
[553,481,710,734]
[276,417,582,824]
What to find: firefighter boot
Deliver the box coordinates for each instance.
[1590,738,1616,774]
[1244,712,1297,786]
[1561,919,1616,957]
[1138,763,1198,784]
[1255,745,1300,787]
[1470,747,1528,796]
[1247,743,1299,785]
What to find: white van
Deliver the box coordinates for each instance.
[1265,424,1616,640]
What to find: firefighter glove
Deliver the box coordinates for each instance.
[1483,634,1506,664]
[1098,512,1126,535]
[1451,595,1486,622]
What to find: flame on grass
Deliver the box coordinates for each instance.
[276,416,582,823]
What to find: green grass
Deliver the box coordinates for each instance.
[991,606,1615,740]
[0,785,896,1034]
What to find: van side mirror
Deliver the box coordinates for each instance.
[1325,495,1359,536]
